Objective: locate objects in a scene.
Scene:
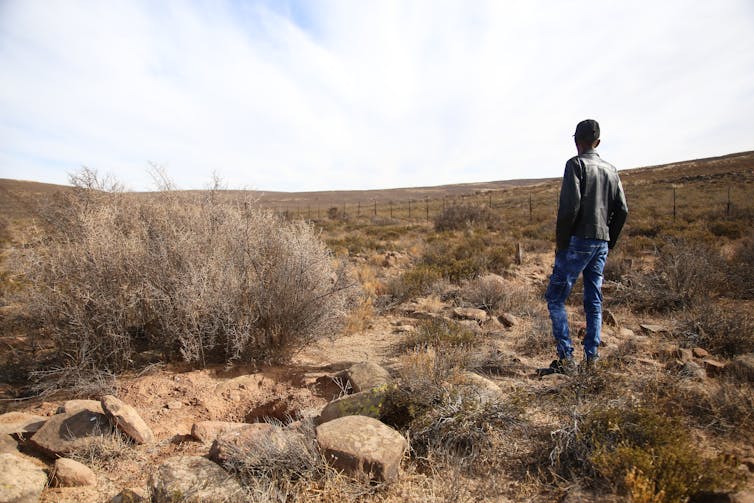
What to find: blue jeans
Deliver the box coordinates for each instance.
[545,236,608,360]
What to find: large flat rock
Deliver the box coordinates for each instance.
[148,456,244,503]
[316,415,406,482]
[0,452,48,503]
[29,408,111,457]
[0,412,47,436]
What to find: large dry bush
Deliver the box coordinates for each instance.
[622,238,725,312]
[434,204,497,232]
[680,302,754,358]
[14,171,356,373]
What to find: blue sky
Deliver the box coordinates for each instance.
[1,0,753,192]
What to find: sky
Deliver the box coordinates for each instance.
[1,1,753,192]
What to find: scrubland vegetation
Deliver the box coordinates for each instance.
[1,152,753,501]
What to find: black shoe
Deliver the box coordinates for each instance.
[549,357,577,376]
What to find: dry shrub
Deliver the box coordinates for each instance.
[222,418,381,502]
[13,169,357,375]
[624,238,725,312]
[383,348,522,461]
[400,318,477,352]
[385,264,443,302]
[549,405,741,503]
[681,302,754,358]
[728,231,754,298]
[434,204,496,232]
[421,232,513,283]
[653,376,754,440]
[69,429,141,472]
[460,274,508,313]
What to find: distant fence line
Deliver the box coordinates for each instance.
[256,182,754,225]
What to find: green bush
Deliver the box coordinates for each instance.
[421,232,513,283]
[551,405,741,502]
[386,264,443,301]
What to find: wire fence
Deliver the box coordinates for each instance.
[261,181,754,225]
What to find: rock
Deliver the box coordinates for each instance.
[0,434,18,454]
[679,361,706,381]
[731,491,754,503]
[452,307,488,323]
[101,395,154,444]
[677,347,694,362]
[640,324,668,334]
[191,421,255,444]
[498,313,519,328]
[702,358,726,377]
[30,408,111,456]
[166,401,183,410]
[318,385,391,425]
[57,399,104,415]
[208,423,279,464]
[110,488,147,503]
[692,347,710,358]
[0,453,48,503]
[346,362,392,393]
[0,412,48,436]
[603,309,619,327]
[209,423,304,466]
[149,456,244,503]
[724,354,754,382]
[53,457,97,487]
[618,327,635,338]
[458,319,482,334]
[316,415,407,482]
[452,372,501,405]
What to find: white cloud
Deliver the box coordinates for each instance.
[1,0,753,191]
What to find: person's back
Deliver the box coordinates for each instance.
[545,119,628,374]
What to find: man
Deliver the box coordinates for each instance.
[545,119,628,374]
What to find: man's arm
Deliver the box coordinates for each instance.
[608,178,628,249]
[555,160,581,251]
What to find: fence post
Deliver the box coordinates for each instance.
[390,201,393,219]
[727,186,731,216]
[489,193,492,208]
[374,200,377,216]
[426,197,429,221]
[357,201,360,216]
[408,199,412,219]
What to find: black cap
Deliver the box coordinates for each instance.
[574,119,600,142]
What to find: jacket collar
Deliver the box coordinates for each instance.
[581,149,599,156]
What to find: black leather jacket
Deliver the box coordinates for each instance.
[555,149,628,251]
